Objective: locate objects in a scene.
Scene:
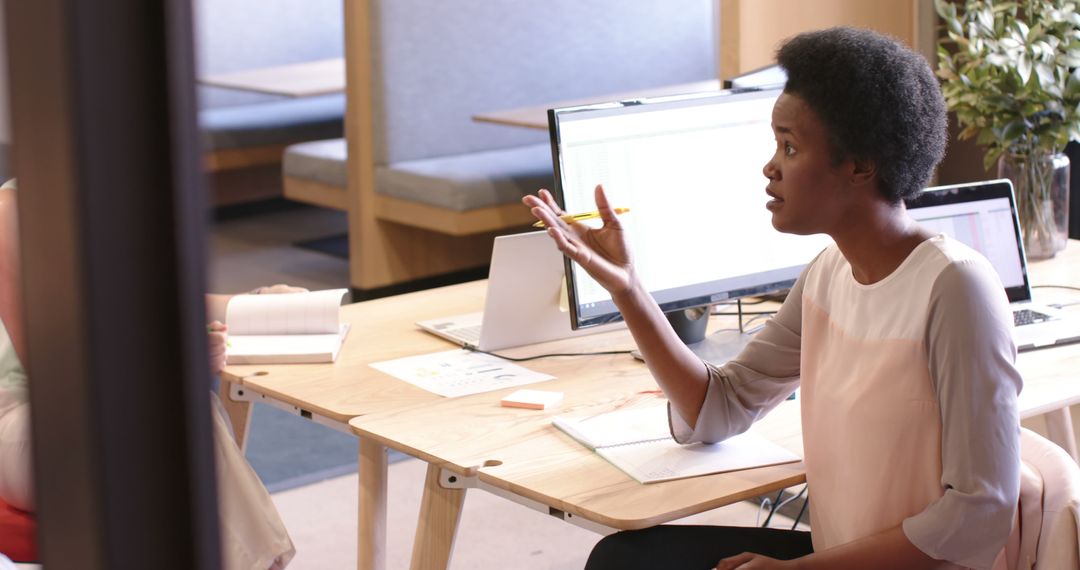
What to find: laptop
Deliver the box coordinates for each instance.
[905,179,1080,351]
[417,231,624,351]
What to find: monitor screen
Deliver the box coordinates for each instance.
[548,87,833,329]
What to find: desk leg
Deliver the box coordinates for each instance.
[409,464,466,570]
[358,438,388,570]
[1044,407,1079,462]
[218,380,252,452]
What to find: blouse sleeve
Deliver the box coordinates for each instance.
[902,259,1022,569]
[670,268,805,444]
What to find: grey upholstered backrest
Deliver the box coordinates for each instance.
[193,0,344,109]
[369,0,717,165]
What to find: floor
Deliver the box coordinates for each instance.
[208,201,808,569]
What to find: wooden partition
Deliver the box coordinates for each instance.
[719,0,935,78]
[341,0,501,293]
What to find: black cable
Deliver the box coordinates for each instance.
[712,310,778,316]
[793,495,809,530]
[463,344,634,362]
[761,488,785,527]
[715,297,772,306]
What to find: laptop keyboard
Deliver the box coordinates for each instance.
[449,325,482,343]
[1014,308,1053,327]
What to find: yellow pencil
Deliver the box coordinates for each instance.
[532,207,630,228]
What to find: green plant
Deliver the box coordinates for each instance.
[935,0,1080,170]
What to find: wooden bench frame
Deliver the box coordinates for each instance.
[204,144,290,207]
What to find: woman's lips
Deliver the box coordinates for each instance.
[766,188,783,210]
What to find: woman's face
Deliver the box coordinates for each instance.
[762,92,856,236]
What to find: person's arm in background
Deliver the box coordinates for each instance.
[0,185,25,364]
[207,321,228,375]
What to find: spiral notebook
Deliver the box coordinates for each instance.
[552,405,800,484]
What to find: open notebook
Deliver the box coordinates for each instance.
[553,404,800,484]
[226,288,350,364]
[906,180,1080,351]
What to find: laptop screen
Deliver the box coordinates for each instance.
[905,179,1031,303]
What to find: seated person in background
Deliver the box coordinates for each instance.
[0,179,297,569]
[525,27,1022,570]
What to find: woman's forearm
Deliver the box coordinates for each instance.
[612,280,711,427]
[792,525,940,570]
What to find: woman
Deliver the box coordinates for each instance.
[0,179,296,569]
[525,28,1021,569]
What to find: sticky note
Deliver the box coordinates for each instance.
[500,389,564,410]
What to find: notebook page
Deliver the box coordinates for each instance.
[227,323,350,364]
[552,404,672,450]
[227,288,347,335]
[597,429,800,484]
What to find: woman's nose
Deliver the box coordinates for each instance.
[763,156,778,180]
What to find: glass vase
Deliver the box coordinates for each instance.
[997,151,1071,260]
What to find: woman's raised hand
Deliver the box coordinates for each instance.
[522,184,635,296]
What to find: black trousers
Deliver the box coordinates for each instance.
[584,525,813,570]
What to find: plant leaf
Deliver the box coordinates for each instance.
[1002,118,1031,143]
[1017,54,1032,84]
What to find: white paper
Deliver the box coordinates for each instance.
[369,349,556,398]
[553,403,800,484]
[598,430,800,484]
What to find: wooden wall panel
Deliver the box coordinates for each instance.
[720,0,928,78]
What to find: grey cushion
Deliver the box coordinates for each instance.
[284,139,554,212]
[376,143,553,211]
[283,138,348,189]
[199,94,345,151]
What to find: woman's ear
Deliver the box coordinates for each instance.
[850,157,877,186]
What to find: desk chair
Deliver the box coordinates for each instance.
[0,499,35,563]
[1020,427,1080,568]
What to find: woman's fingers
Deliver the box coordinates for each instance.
[530,203,564,230]
[715,552,756,570]
[538,188,565,215]
[547,226,590,268]
[594,184,625,230]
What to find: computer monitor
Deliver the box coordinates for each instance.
[548,86,832,342]
[722,64,787,90]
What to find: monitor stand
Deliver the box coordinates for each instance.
[631,306,757,364]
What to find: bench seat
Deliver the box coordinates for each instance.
[200,94,344,172]
[283,138,549,233]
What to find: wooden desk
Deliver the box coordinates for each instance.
[472,79,723,130]
[221,242,1080,570]
[199,57,345,98]
[344,241,1080,570]
[219,281,487,570]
